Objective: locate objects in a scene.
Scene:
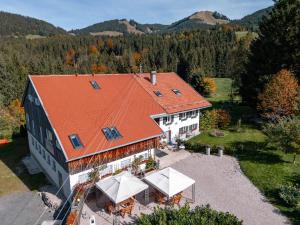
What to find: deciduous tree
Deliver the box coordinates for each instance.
[258,69,300,120]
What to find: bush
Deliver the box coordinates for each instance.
[278,185,300,207]
[146,156,156,170]
[200,109,231,130]
[135,204,243,225]
[200,110,217,130]
[215,109,231,128]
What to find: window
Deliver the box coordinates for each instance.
[90,80,100,90]
[154,90,163,97]
[38,145,41,154]
[78,173,89,183]
[28,94,34,102]
[121,158,131,169]
[47,154,51,165]
[102,127,122,140]
[32,120,35,135]
[179,126,189,134]
[191,110,197,118]
[172,89,181,95]
[26,113,30,129]
[69,134,83,149]
[179,112,187,120]
[56,139,61,150]
[35,98,40,106]
[163,116,173,125]
[40,127,43,144]
[42,150,46,160]
[52,159,56,172]
[46,129,52,141]
[100,165,113,176]
[189,124,197,131]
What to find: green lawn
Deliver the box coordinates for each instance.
[0,137,47,197]
[207,78,234,103]
[188,128,300,224]
[192,77,300,224]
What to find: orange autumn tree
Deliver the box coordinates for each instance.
[202,77,217,97]
[258,69,300,120]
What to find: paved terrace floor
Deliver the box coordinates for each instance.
[80,151,289,225]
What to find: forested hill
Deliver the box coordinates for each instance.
[231,6,273,31]
[0,29,245,105]
[71,11,230,35]
[0,11,67,38]
[70,19,168,35]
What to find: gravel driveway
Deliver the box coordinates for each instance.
[172,153,289,225]
[0,192,54,225]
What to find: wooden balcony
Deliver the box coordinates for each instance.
[68,137,159,174]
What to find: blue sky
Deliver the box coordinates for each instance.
[0,0,273,30]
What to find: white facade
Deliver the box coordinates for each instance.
[28,129,155,197]
[28,132,71,197]
[157,109,201,143]
[69,148,154,190]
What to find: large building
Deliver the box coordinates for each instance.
[22,72,211,197]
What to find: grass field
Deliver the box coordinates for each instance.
[0,137,47,197]
[207,78,234,103]
[190,77,300,224]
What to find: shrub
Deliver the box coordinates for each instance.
[215,109,231,128]
[202,77,217,96]
[146,156,156,170]
[200,110,217,130]
[278,185,300,207]
[200,109,231,130]
[135,204,243,225]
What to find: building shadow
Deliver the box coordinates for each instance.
[0,136,48,193]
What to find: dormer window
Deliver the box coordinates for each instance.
[154,90,163,97]
[90,80,100,90]
[69,134,83,149]
[172,89,181,95]
[102,127,122,140]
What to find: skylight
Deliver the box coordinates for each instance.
[90,80,100,90]
[154,90,163,97]
[172,89,181,95]
[69,134,83,149]
[102,127,122,140]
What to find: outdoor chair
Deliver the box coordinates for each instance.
[154,191,166,204]
[120,204,134,218]
[105,202,115,215]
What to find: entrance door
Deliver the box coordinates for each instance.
[167,130,171,144]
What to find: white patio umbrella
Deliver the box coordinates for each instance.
[144,167,195,198]
[95,171,148,204]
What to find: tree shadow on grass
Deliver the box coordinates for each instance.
[0,137,48,193]
[233,141,287,165]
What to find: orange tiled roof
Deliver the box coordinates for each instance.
[29,73,210,161]
[135,72,211,113]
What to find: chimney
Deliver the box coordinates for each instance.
[150,71,157,85]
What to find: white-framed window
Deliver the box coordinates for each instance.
[34,98,40,106]
[100,164,113,176]
[121,158,131,169]
[190,110,197,118]
[28,94,34,102]
[40,126,43,144]
[179,126,189,134]
[78,173,89,183]
[179,112,187,120]
[163,115,173,125]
